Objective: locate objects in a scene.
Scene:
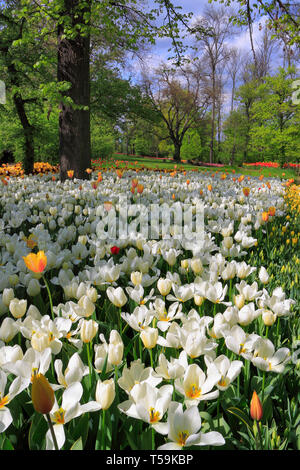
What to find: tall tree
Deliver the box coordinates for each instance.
[192,6,233,163]
[57,0,92,180]
[0,2,52,174]
[142,62,208,161]
[15,0,196,180]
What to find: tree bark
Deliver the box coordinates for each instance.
[7,63,35,175]
[209,69,216,164]
[58,0,91,181]
[173,141,181,162]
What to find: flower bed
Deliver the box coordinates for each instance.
[0,168,298,451]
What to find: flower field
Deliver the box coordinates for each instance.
[0,165,299,451]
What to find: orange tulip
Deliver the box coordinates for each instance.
[250,390,263,421]
[261,212,269,222]
[268,206,276,217]
[31,373,55,414]
[137,183,144,194]
[23,251,47,273]
[67,170,74,178]
[131,178,138,188]
[207,184,212,192]
[243,187,250,197]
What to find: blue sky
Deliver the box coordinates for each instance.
[141,0,268,65]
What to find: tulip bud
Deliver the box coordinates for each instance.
[9,298,27,319]
[9,274,19,287]
[86,286,98,303]
[181,259,189,270]
[223,236,233,249]
[80,319,98,343]
[250,390,263,421]
[259,266,269,284]
[78,295,95,317]
[190,258,203,274]
[131,271,143,286]
[31,331,51,352]
[31,373,55,414]
[2,288,14,307]
[107,287,127,308]
[262,309,277,326]
[108,330,124,366]
[96,379,115,410]
[194,294,204,306]
[140,326,158,349]
[27,278,41,297]
[157,278,172,296]
[0,317,18,342]
[234,294,245,310]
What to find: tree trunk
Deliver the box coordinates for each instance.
[6,60,35,175]
[12,92,35,174]
[209,70,216,164]
[173,141,181,162]
[58,0,91,181]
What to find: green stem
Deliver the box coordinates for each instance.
[113,366,120,448]
[149,348,154,369]
[265,325,269,339]
[43,275,54,320]
[86,342,92,389]
[151,426,155,450]
[262,370,266,404]
[257,420,264,450]
[101,409,106,450]
[46,413,59,450]
[118,307,122,334]
[139,337,143,362]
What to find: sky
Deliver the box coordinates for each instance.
[129,0,271,112]
[141,0,268,67]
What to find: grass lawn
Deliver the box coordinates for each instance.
[92,153,299,180]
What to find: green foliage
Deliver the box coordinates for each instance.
[181,129,202,160]
[91,119,116,159]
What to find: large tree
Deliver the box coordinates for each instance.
[192,6,233,163]
[0,2,56,173]
[6,0,195,180]
[142,62,208,162]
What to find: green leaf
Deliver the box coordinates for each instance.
[70,437,83,450]
[226,406,253,431]
[70,412,90,448]
[124,428,138,450]
[1,437,14,450]
[28,413,48,451]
